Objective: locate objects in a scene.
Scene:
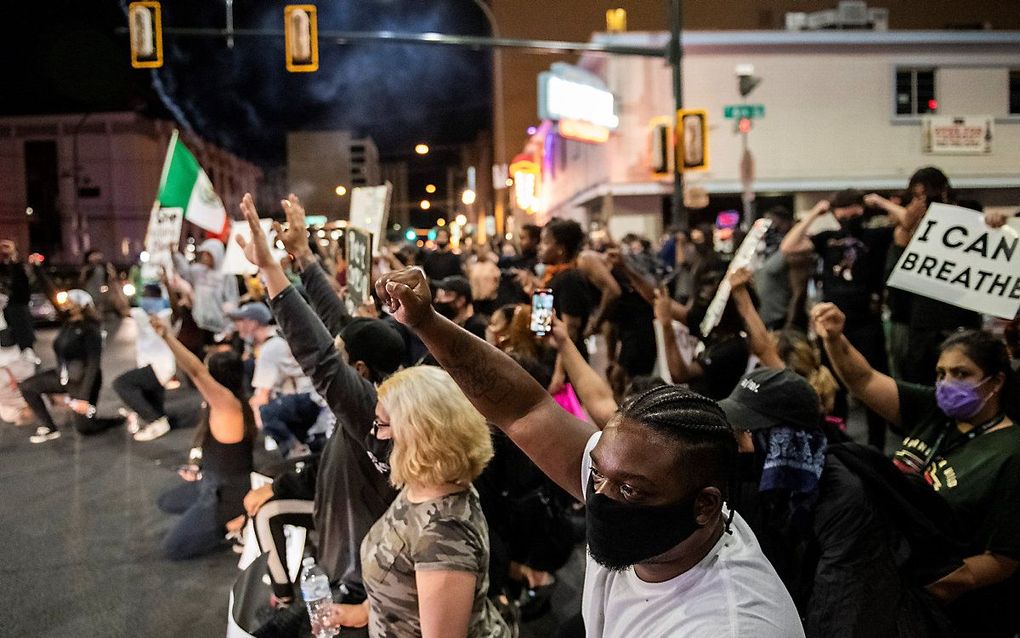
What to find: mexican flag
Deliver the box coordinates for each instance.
[156,130,227,233]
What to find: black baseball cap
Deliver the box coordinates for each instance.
[718,368,821,432]
[435,276,473,304]
[340,318,405,379]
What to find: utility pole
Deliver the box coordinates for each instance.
[668,0,687,230]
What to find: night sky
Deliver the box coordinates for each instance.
[2,0,493,167]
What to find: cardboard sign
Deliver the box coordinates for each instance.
[145,205,183,268]
[345,227,373,313]
[888,203,1020,319]
[223,219,286,275]
[699,218,772,337]
[349,183,392,256]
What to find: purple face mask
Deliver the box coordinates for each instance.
[935,377,990,421]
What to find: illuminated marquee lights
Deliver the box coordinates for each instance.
[543,75,620,130]
[510,159,540,214]
[558,119,611,144]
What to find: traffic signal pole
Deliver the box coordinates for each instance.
[668,0,687,230]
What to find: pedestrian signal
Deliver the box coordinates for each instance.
[129,2,163,69]
[676,110,709,173]
[285,5,319,72]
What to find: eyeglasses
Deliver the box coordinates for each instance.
[371,418,391,435]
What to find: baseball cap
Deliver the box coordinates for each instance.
[340,318,405,379]
[435,276,473,304]
[228,302,272,325]
[718,368,821,432]
[830,188,865,210]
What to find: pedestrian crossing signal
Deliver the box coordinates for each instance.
[676,109,709,173]
[129,2,163,69]
[285,5,319,72]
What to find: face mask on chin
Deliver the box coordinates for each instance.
[585,477,704,571]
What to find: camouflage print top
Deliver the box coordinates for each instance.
[360,485,510,638]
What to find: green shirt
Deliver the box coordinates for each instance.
[894,381,1020,559]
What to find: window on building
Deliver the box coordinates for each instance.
[1010,70,1020,115]
[894,68,937,116]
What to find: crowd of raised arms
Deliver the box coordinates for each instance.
[2,165,1019,638]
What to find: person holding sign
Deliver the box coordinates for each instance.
[781,190,896,449]
[813,302,1020,637]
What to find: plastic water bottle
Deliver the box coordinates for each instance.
[300,557,337,637]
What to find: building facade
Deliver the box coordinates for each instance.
[286,131,381,220]
[0,111,262,264]
[511,30,1020,239]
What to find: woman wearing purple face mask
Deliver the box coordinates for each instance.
[813,301,1020,638]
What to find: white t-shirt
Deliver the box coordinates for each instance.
[251,331,315,396]
[580,432,805,638]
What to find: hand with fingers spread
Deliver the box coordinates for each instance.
[374,268,435,328]
[811,302,846,342]
[277,193,314,263]
[236,193,278,270]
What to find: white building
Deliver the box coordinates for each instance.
[0,112,262,263]
[514,30,1020,239]
[286,131,381,220]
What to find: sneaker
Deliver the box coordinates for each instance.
[119,408,140,434]
[133,417,171,442]
[29,427,61,444]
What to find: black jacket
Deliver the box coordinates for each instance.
[268,261,397,595]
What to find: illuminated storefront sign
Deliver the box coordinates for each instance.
[510,158,540,214]
[538,63,618,144]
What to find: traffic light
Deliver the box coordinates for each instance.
[606,9,627,33]
[738,117,753,134]
[676,110,709,173]
[285,5,319,72]
[649,118,672,175]
[128,2,163,69]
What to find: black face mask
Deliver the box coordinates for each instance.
[364,431,393,476]
[838,215,864,235]
[585,477,703,571]
[434,301,458,320]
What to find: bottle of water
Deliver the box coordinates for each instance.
[300,557,336,637]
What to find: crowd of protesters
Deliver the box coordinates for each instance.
[2,164,1020,637]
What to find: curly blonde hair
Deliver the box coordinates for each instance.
[776,330,838,416]
[377,366,493,489]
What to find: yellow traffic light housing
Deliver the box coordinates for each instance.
[676,109,709,173]
[129,1,163,69]
[285,5,319,72]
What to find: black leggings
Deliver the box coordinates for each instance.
[19,368,107,433]
[113,365,166,423]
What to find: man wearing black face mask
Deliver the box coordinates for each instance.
[422,227,464,281]
[375,267,805,637]
[782,189,895,449]
[433,275,488,340]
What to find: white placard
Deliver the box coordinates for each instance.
[349,183,392,256]
[699,218,772,337]
[922,116,993,154]
[145,205,184,269]
[223,219,286,275]
[888,203,1020,319]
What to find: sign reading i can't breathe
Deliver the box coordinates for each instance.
[888,203,1020,319]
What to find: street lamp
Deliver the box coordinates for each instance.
[425,184,437,194]
[461,189,477,206]
[335,185,348,196]
[415,143,430,156]
[455,214,468,226]
[420,200,431,210]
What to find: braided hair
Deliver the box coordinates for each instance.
[618,385,737,498]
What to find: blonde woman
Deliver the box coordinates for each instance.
[328,366,510,638]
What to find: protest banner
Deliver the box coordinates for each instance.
[349,183,392,255]
[345,227,373,313]
[888,203,1020,319]
[144,204,183,269]
[698,217,772,338]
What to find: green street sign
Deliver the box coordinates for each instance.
[723,104,765,119]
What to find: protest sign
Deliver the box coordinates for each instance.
[349,183,392,255]
[144,204,183,269]
[699,218,772,338]
[888,203,1020,319]
[222,219,285,275]
[345,227,373,313]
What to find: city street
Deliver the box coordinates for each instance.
[0,319,584,637]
